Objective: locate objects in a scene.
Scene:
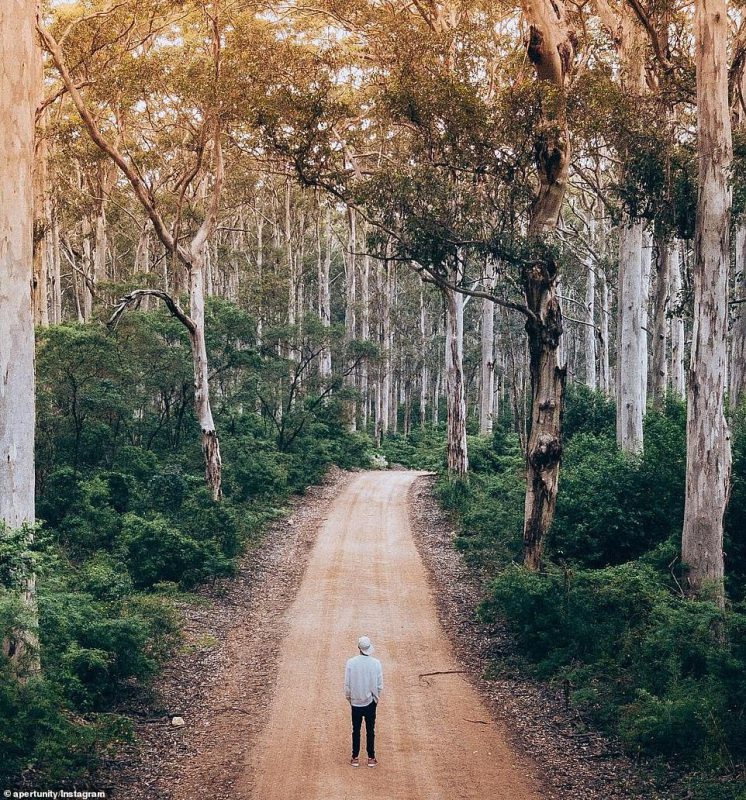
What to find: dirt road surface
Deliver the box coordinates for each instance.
[239,470,542,800]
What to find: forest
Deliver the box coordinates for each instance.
[1,0,746,797]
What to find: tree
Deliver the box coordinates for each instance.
[681,0,733,604]
[38,2,229,499]
[1,0,41,673]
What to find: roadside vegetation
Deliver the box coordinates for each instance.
[387,388,746,800]
[0,304,370,785]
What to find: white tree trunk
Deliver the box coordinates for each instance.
[616,220,645,453]
[255,212,264,346]
[420,286,429,428]
[682,0,732,604]
[479,294,495,435]
[584,215,597,389]
[345,207,357,430]
[445,285,468,475]
[1,0,40,672]
[48,202,62,324]
[81,215,93,320]
[730,222,746,409]
[189,257,222,500]
[671,242,687,398]
[361,242,370,429]
[650,238,672,405]
[32,115,49,327]
[381,258,391,436]
[319,208,332,378]
[640,229,652,407]
[599,268,610,395]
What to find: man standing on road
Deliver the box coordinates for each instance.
[344,635,383,768]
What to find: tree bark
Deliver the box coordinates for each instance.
[599,267,610,395]
[682,0,733,604]
[671,242,686,397]
[730,222,746,409]
[32,112,49,327]
[319,207,332,378]
[522,259,566,569]
[445,284,468,476]
[520,0,574,568]
[479,293,495,435]
[420,285,429,428]
[583,213,597,389]
[1,0,41,674]
[345,206,357,430]
[650,237,672,406]
[616,220,645,452]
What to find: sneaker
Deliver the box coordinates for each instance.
[367,757,378,768]
[350,757,360,767]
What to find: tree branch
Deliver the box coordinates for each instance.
[108,289,196,335]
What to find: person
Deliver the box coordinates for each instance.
[344,635,383,768]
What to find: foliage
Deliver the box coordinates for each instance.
[2,302,371,786]
[431,389,746,796]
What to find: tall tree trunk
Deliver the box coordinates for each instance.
[318,208,332,378]
[189,256,222,500]
[522,260,565,569]
[345,207,357,430]
[671,242,687,397]
[599,267,610,395]
[420,285,429,428]
[1,0,40,673]
[640,229,652,408]
[444,284,468,476]
[682,0,732,604]
[520,0,574,568]
[255,211,264,346]
[285,179,296,359]
[381,257,391,436]
[32,114,49,327]
[651,237,672,406]
[730,222,746,409]
[48,201,62,324]
[583,214,597,389]
[361,241,370,429]
[81,215,93,320]
[616,220,645,452]
[479,293,495,435]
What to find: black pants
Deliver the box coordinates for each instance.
[351,700,377,758]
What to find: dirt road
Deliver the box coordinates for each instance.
[239,470,542,800]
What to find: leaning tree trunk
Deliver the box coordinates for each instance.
[682,0,733,605]
[520,0,574,568]
[1,0,40,674]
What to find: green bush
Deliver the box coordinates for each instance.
[482,562,746,767]
[121,514,203,588]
